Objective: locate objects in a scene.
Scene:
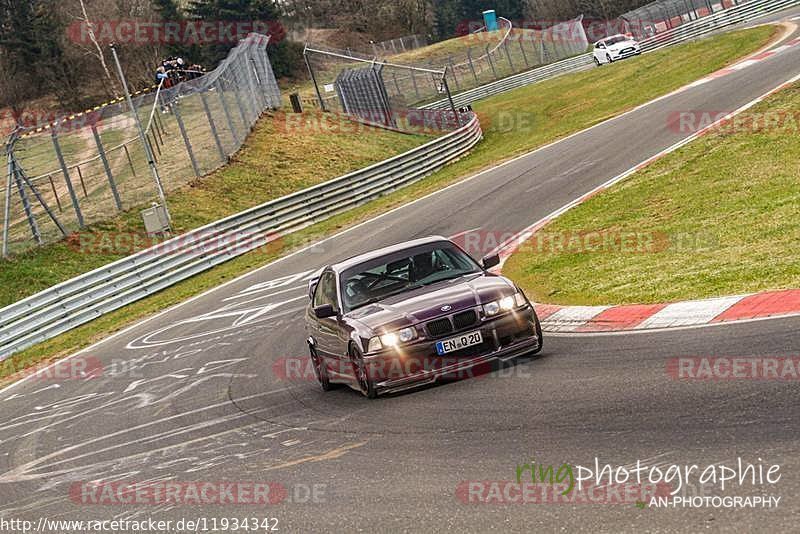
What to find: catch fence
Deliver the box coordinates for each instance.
[2,33,281,257]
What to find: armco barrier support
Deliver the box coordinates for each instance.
[0,115,482,360]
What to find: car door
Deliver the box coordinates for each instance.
[594,41,606,63]
[311,271,348,372]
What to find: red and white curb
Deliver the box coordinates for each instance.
[491,41,800,334]
[688,35,800,88]
[534,290,800,333]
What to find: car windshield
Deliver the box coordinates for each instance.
[604,35,629,45]
[340,242,481,312]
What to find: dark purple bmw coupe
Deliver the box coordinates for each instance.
[305,236,543,398]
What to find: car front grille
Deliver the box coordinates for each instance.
[426,318,453,337]
[453,310,478,330]
[426,309,479,338]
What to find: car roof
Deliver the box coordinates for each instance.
[330,236,452,273]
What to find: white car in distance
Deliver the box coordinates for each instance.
[593,34,642,65]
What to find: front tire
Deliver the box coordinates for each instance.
[309,344,334,391]
[530,309,544,356]
[594,56,601,66]
[606,54,613,64]
[349,344,377,399]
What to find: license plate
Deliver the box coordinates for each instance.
[435,331,483,355]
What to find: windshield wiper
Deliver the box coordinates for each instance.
[349,283,425,311]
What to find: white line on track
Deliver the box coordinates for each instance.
[3,31,798,396]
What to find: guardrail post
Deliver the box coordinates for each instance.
[200,90,227,163]
[52,129,85,228]
[172,101,201,178]
[92,125,122,211]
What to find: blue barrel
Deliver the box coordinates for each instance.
[483,10,498,32]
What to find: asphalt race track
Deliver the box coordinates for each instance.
[2,9,800,533]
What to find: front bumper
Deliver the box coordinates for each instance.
[364,306,541,395]
[613,48,641,59]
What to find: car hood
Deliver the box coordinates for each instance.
[345,274,515,333]
[608,40,638,51]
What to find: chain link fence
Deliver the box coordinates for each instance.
[622,0,746,39]
[303,16,588,121]
[2,33,281,257]
[370,34,428,57]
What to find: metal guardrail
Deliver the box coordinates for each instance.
[423,0,799,109]
[0,115,482,360]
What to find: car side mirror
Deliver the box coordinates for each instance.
[314,304,338,319]
[481,253,500,270]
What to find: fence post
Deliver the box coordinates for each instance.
[2,148,13,257]
[48,175,62,212]
[230,76,251,130]
[122,144,137,178]
[216,80,241,145]
[519,36,530,67]
[17,164,68,237]
[75,165,89,198]
[486,45,498,80]
[12,160,41,244]
[467,48,479,84]
[503,40,515,72]
[173,101,201,178]
[304,46,327,112]
[448,55,461,90]
[200,90,227,163]
[410,68,420,99]
[52,129,85,228]
[92,125,122,211]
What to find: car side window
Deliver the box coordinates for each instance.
[313,272,338,310]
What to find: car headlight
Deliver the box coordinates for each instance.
[484,292,527,316]
[368,327,418,352]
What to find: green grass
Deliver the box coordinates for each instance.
[504,79,800,306]
[0,26,776,385]
[0,112,430,307]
